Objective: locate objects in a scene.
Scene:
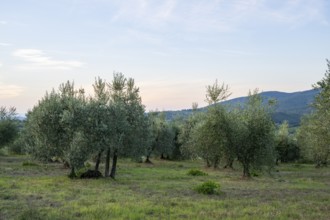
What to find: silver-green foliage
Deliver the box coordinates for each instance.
[182,87,276,177]
[106,73,148,158]
[297,60,330,167]
[98,72,149,178]
[205,79,232,105]
[179,110,203,159]
[234,89,276,177]
[24,73,149,178]
[24,81,89,175]
[190,105,232,168]
[275,121,300,163]
[181,80,234,168]
[148,112,176,159]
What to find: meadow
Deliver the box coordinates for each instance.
[0,155,329,220]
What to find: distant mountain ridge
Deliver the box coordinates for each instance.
[163,89,319,127]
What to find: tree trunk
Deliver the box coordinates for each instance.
[224,158,234,169]
[105,147,111,177]
[213,157,219,169]
[95,150,103,171]
[110,150,118,179]
[206,159,211,168]
[68,166,76,178]
[63,160,70,169]
[160,153,165,159]
[145,155,153,164]
[243,164,251,178]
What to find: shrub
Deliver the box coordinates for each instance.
[195,181,220,195]
[251,170,260,177]
[187,169,208,176]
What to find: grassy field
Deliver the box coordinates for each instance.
[0,155,329,220]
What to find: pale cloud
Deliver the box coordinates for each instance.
[0,20,7,25]
[155,0,176,20]
[0,62,2,67]
[258,0,328,25]
[0,83,24,99]
[12,49,84,70]
[0,42,11,46]
[110,0,328,33]
[222,49,255,56]
[111,0,177,27]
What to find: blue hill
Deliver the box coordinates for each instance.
[163,89,319,127]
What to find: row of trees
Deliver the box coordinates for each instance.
[2,61,329,178]
[21,75,276,177]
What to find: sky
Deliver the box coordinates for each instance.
[1,0,330,114]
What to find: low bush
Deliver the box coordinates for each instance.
[187,169,208,176]
[251,170,260,177]
[195,181,220,195]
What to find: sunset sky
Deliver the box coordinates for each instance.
[1,0,329,114]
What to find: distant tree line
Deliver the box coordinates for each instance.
[0,107,19,149]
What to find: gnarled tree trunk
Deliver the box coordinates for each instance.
[105,147,111,177]
[95,150,103,171]
[110,150,118,179]
[145,155,153,164]
[224,158,234,169]
[69,166,76,178]
[243,164,251,178]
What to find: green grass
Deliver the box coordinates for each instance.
[0,156,329,220]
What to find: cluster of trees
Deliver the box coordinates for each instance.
[179,82,276,177]
[22,73,149,178]
[2,61,330,178]
[178,60,330,171]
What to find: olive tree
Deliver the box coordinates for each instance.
[24,81,88,176]
[234,89,276,177]
[189,105,233,168]
[185,80,233,168]
[275,121,300,164]
[297,61,330,167]
[297,115,327,166]
[179,106,204,159]
[106,72,149,179]
[147,112,176,161]
[84,77,112,173]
